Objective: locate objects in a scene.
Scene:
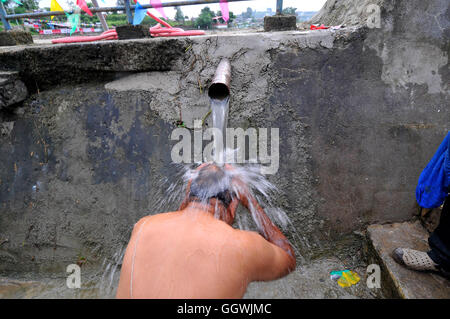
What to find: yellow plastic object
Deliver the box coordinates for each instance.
[345,271,360,285]
[337,271,360,287]
[337,275,351,287]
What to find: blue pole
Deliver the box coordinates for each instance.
[276,0,283,15]
[124,0,133,24]
[0,1,12,30]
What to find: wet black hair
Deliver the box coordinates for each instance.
[188,165,233,208]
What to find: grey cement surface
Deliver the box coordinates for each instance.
[0,0,448,298]
[245,257,376,299]
[0,256,376,299]
[311,0,385,27]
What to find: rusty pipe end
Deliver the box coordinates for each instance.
[208,58,231,100]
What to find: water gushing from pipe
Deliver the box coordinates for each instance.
[208,58,231,163]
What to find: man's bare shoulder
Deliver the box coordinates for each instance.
[233,228,263,241]
[231,228,289,262]
[132,212,179,230]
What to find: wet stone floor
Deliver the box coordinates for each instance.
[0,257,378,299]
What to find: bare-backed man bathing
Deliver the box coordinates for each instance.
[116,163,296,298]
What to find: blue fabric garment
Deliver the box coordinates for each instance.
[446,132,450,188]
[416,132,450,208]
[133,2,147,26]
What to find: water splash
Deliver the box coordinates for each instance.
[98,244,126,296]
[153,95,295,241]
[157,156,293,238]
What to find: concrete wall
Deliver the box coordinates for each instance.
[0,0,448,274]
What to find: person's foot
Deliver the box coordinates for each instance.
[392,248,438,272]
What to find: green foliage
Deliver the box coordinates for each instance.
[21,0,38,10]
[105,13,128,27]
[1,0,12,9]
[80,12,99,24]
[2,0,38,12]
[13,5,26,14]
[174,6,184,23]
[182,19,194,27]
[282,7,297,15]
[229,11,236,23]
[194,6,214,29]
[104,13,162,28]
[214,10,235,24]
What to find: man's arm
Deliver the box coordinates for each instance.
[234,180,296,280]
[242,194,296,259]
[239,229,296,282]
[231,175,296,262]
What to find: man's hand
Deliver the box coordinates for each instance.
[227,167,295,267]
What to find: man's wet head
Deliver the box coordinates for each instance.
[186,164,236,224]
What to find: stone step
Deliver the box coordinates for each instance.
[367,221,450,298]
[0,30,33,47]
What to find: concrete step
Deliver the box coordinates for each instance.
[367,221,450,298]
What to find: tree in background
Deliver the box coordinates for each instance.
[174,6,184,23]
[282,7,297,15]
[1,0,15,10]
[2,0,38,17]
[194,6,214,29]
[214,10,235,24]
[21,0,38,10]
[242,7,253,19]
[2,0,38,13]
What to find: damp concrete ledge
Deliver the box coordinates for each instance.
[366,221,450,299]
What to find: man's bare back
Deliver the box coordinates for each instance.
[116,164,296,299]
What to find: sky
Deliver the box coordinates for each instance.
[38,0,327,18]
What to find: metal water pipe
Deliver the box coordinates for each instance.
[208,59,231,101]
